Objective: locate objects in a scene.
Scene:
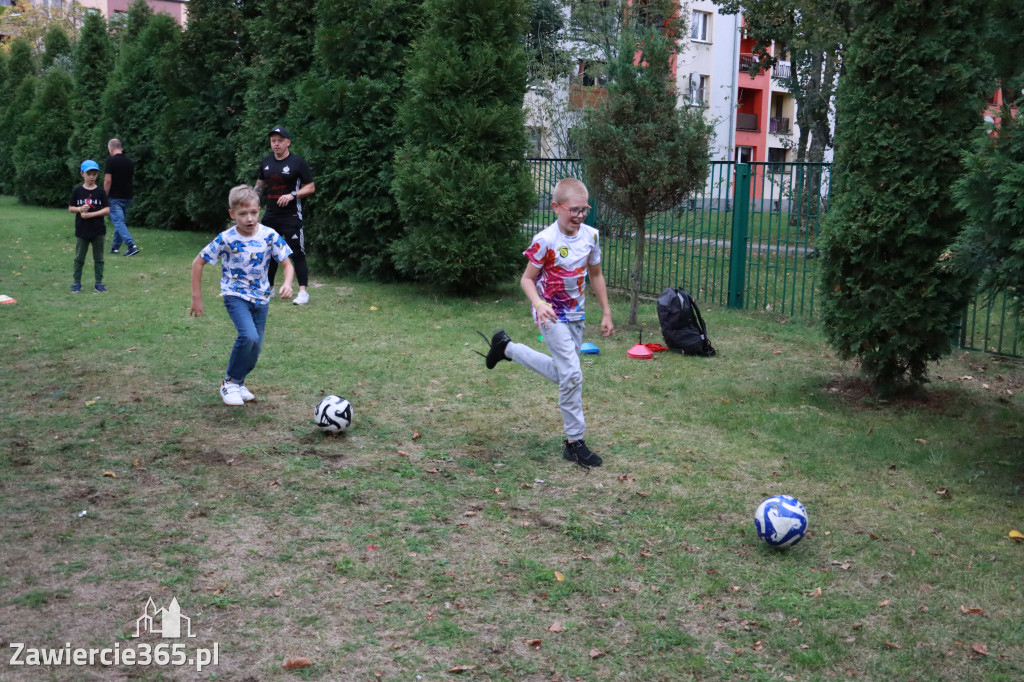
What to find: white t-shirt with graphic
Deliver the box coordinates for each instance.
[523,221,602,323]
[199,224,292,304]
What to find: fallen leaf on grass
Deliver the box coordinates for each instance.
[971,642,990,656]
[103,471,116,478]
[809,587,822,598]
[449,664,477,672]
[554,571,565,582]
[524,639,542,648]
[547,622,565,633]
[879,600,891,607]
[1009,529,1024,542]
[589,649,605,659]
[365,544,378,552]
[934,487,952,498]
[283,657,313,669]
[425,468,440,474]
[960,605,984,615]
[883,641,902,649]
[914,438,928,444]
[412,430,421,441]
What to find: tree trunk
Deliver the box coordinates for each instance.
[628,212,646,326]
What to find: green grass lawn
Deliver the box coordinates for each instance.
[1,195,1023,681]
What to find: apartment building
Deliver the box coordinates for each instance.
[528,3,800,191]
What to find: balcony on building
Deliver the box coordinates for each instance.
[773,61,792,80]
[568,72,608,110]
[737,113,759,131]
[769,117,791,135]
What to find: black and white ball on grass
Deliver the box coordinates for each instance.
[754,495,808,548]
[315,395,352,434]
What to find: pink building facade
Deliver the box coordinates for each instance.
[78,0,187,25]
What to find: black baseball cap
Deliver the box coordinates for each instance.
[269,126,290,139]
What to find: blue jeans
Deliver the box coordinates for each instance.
[222,295,268,385]
[108,198,134,250]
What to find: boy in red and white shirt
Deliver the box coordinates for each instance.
[481,178,614,467]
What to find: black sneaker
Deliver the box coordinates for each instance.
[563,439,602,467]
[123,245,140,257]
[109,247,119,255]
[475,329,511,369]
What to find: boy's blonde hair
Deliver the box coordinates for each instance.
[552,178,588,205]
[228,184,260,210]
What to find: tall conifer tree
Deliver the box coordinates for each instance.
[298,0,421,279]
[13,66,76,206]
[69,10,113,165]
[102,3,181,227]
[392,0,534,292]
[236,0,315,181]
[818,0,992,394]
[0,39,36,196]
[158,0,252,228]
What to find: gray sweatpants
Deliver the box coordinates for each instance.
[506,320,586,441]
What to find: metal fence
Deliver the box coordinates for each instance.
[526,157,1021,358]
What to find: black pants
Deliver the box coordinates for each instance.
[265,217,307,288]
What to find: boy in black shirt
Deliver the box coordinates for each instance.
[68,160,111,293]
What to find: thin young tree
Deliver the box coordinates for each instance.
[392,0,534,292]
[575,0,712,326]
[818,0,992,395]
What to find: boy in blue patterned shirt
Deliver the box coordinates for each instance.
[189,185,294,406]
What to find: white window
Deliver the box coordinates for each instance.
[688,74,709,105]
[736,146,754,164]
[527,127,544,157]
[690,11,711,42]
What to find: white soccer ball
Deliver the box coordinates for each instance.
[754,495,808,548]
[315,395,352,434]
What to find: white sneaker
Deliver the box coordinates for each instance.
[293,290,310,305]
[238,385,255,402]
[220,382,245,407]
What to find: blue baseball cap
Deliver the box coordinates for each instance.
[269,126,290,139]
[80,160,100,173]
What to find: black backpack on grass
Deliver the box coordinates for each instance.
[657,288,716,357]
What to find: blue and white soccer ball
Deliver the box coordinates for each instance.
[754,495,808,548]
[315,395,352,434]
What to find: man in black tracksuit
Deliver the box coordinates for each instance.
[255,126,316,305]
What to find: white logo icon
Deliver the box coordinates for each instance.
[134,597,196,639]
